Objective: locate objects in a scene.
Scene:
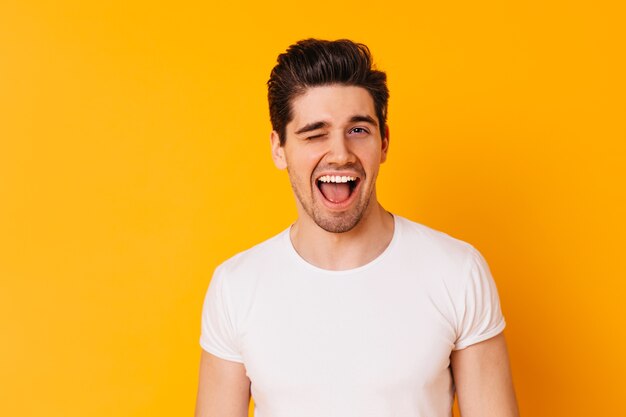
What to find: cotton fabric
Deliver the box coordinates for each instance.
[200,215,505,417]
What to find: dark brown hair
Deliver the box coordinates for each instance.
[267,38,389,145]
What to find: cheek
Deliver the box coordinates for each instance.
[291,151,324,174]
[286,155,317,186]
[359,148,383,169]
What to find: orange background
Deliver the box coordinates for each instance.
[1,1,624,416]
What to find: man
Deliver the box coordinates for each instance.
[195,39,519,417]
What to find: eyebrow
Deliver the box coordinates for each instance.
[349,115,378,126]
[294,121,328,135]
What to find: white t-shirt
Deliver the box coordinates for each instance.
[200,215,505,417]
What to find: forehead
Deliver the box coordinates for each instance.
[289,85,376,129]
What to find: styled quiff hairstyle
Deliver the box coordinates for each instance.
[267,38,389,146]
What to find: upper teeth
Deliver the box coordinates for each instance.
[318,175,356,183]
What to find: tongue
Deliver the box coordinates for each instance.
[319,182,351,203]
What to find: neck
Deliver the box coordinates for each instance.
[289,201,395,271]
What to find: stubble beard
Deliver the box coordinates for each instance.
[288,168,375,234]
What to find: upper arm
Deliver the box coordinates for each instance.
[194,350,251,417]
[450,332,519,417]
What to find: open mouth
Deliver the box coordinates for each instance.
[316,175,360,204]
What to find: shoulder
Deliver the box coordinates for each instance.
[212,227,290,285]
[391,214,492,296]
[393,215,503,330]
[394,214,478,266]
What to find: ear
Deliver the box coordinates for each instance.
[270,131,287,169]
[380,125,390,163]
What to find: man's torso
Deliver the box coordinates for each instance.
[201,215,505,417]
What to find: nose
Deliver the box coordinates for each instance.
[325,132,356,166]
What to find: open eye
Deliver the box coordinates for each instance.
[349,127,370,135]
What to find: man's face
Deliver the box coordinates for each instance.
[271,85,389,233]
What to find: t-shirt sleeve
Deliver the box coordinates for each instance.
[199,265,244,362]
[453,247,506,350]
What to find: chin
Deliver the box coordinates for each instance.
[311,198,371,234]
